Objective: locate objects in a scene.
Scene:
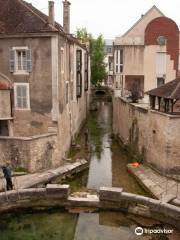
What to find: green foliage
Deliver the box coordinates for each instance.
[75,27,91,43]
[75,28,107,86]
[13,166,28,173]
[90,35,107,86]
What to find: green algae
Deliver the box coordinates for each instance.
[0,209,78,240]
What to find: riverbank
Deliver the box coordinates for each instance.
[127,164,180,207]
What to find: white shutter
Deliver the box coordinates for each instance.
[26,49,32,72]
[9,49,15,72]
[14,83,30,109]
[156,53,166,77]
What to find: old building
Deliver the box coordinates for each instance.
[104,39,114,87]
[113,6,180,101]
[113,80,180,175]
[0,0,90,172]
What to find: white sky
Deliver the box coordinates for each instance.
[26,0,180,39]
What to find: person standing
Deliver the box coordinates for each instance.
[2,163,13,191]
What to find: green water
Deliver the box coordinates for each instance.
[0,209,78,240]
[1,209,179,240]
[57,100,149,195]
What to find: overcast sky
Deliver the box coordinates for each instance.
[26,0,180,39]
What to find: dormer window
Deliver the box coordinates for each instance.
[10,47,32,75]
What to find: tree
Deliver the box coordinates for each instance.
[75,28,107,86]
[90,35,107,86]
[75,27,91,43]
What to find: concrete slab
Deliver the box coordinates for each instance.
[0,161,89,191]
[127,163,180,207]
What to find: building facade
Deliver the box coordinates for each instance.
[113,6,180,101]
[0,0,90,171]
[104,39,114,87]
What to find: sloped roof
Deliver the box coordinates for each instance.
[0,0,64,34]
[121,5,164,38]
[146,79,180,100]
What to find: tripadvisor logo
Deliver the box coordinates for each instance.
[135,227,144,236]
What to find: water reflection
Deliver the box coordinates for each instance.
[87,101,112,190]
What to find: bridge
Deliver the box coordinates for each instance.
[0,185,180,230]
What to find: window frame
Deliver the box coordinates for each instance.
[84,52,89,91]
[115,48,123,74]
[14,83,30,110]
[76,49,82,98]
[12,47,31,75]
[65,81,69,105]
[60,47,65,74]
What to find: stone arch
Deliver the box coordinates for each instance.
[144,16,179,75]
[0,72,12,89]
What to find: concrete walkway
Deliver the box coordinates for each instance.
[0,159,88,191]
[127,164,180,205]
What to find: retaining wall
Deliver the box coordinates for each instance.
[113,96,180,174]
[0,133,58,172]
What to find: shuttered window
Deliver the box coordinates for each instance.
[14,83,30,110]
[76,50,82,98]
[66,82,69,105]
[156,52,166,77]
[84,53,89,91]
[9,48,32,74]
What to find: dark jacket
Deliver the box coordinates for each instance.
[2,166,12,178]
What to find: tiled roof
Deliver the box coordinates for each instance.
[146,79,180,99]
[0,0,87,49]
[0,0,64,34]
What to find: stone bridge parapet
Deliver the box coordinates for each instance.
[0,186,180,230]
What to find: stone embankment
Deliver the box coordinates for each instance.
[0,159,88,191]
[127,164,180,207]
[0,185,180,230]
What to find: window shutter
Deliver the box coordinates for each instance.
[26,49,32,72]
[9,49,15,73]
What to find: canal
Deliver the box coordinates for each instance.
[0,98,180,240]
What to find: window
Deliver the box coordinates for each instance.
[60,48,65,74]
[10,47,32,74]
[76,49,82,98]
[14,83,30,110]
[66,82,69,104]
[107,47,112,54]
[115,48,123,73]
[84,53,89,91]
[156,52,166,77]
[69,45,74,77]
[157,77,165,87]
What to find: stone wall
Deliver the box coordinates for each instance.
[0,133,58,172]
[0,37,54,137]
[113,97,180,174]
[0,186,179,230]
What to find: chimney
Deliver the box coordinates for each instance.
[63,0,71,33]
[48,1,55,26]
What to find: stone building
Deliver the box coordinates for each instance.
[113,6,180,102]
[0,0,90,172]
